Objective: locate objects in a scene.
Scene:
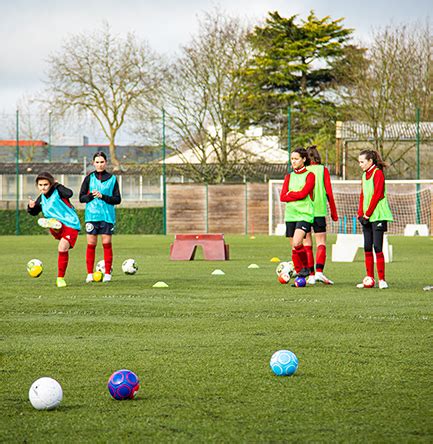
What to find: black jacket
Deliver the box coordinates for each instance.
[27,183,73,216]
[79,171,121,205]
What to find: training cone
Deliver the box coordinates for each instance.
[248,264,260,269]
[211,269,225,275]
[270,257,281,263]
[152,281,169,288]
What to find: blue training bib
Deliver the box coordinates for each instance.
[84,174,117,224]
[41,189,81,230]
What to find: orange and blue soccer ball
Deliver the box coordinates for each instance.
[270,350,298,376]
[107,369,140,400]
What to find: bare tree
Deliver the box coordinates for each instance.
[45,23,161,168]
[340,22,432,174]
[161,10,254,183]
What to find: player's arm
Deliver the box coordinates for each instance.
[101,178,121,205]
[56,184,73,199]
[284,172,315,202]
[324,168,338,221]
[79,175,94,203]
[279,174,291,202]
[357,185,364,217]
[365,169,385,218]
[27,195,42,216]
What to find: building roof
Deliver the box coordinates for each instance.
[163,131,289,165]
[338,121,433,141]
[0,140,47,146]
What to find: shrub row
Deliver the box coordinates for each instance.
[0,207,163,235]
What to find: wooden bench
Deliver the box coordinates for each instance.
[170,233,230,260]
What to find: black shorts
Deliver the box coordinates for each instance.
[85,221,115,235]
[371,221,388,232]
[285,221,312,238]
[312,216,327,233]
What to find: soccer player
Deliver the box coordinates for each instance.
[79,152,121,283]
[303,146,338,285]
[27,172,81,288]
[279,148,315,279]
[357,149,393,289]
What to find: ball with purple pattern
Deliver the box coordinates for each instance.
[107,369,140,400]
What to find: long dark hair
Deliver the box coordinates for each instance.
[292,147,310,166]
[307,145,322,165]
[359,149,388,170]
[35,172,55,185]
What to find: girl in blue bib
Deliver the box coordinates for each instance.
[79,152,121,283]
[27,172,81,288]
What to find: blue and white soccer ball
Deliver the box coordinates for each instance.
[270,350,298,376]
[294,276,306,288]
[107,369,140,400]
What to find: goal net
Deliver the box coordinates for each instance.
[269,180,433,235]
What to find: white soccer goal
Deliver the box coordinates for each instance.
[269,179,433,236]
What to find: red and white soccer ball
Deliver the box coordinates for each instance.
[278,272,291,284]
[363,276,375,288]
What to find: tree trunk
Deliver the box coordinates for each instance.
[109,130,120,170]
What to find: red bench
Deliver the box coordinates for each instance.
[170,233,230,261]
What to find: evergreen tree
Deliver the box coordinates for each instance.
[239,11,353,153]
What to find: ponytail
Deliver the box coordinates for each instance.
[306,145,322,165]
[359,149,388,170]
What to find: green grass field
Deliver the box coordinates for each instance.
[1,234,432,443]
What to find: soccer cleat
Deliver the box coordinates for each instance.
[102,273,112,283]
[56,277,67,288]
[315,272,334,285]
[356,282,365,288]
[38,218,62,230]
[298,268,310,278]
[307,275,316,285]
[86,273,94,283]
[378,280,389,289]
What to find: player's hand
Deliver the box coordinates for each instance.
[28,197,35,208]
[92,190,102,199]
[358,216,369,226]
[331,213,338,222]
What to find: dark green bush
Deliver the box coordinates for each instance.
[0,207,163,235]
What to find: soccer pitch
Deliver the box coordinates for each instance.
[1,234,432,442]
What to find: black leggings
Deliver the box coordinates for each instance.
[362,223,385,253]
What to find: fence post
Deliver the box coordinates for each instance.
[15,109,20,236]
[245,182,248,236]
[205,183,208,234]
[416,108,421,224]
[162,108,167,235]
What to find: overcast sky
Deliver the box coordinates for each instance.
[0,0,431,115]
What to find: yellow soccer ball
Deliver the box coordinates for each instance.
[93,271,103,282]
[27,259,43,278]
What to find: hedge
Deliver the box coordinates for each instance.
[0,207,163,235]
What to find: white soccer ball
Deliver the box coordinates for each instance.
[122,259,138,275]
[29,377,63,410]
[95,260,112,274]
[276,261,295,277]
